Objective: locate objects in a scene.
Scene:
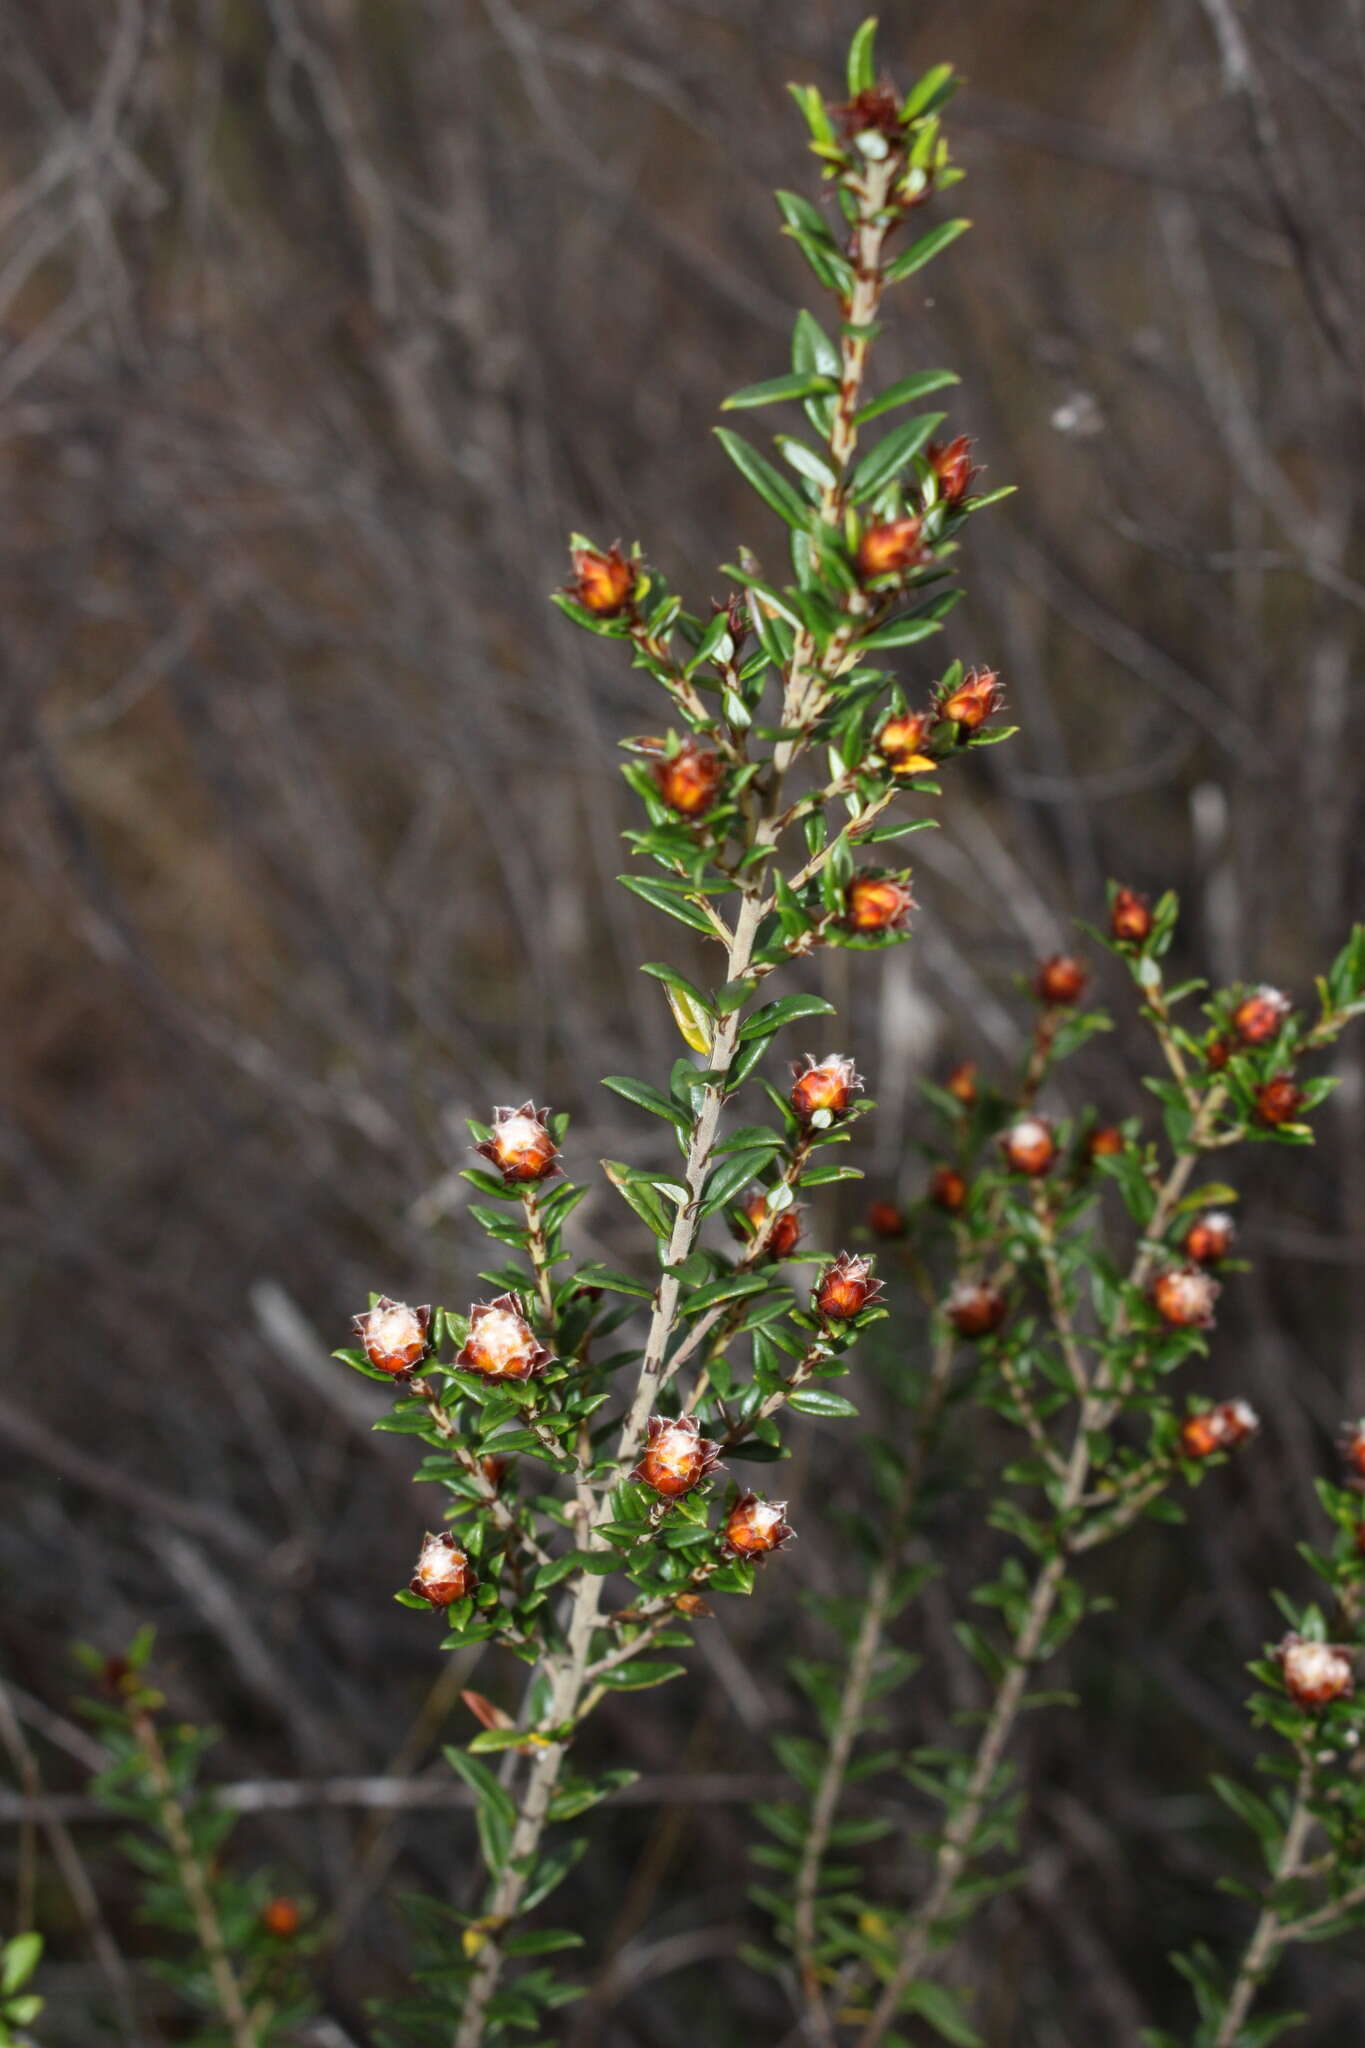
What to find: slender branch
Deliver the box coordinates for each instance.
[1213,1755,1317,2048]
[521,1185,557,1325]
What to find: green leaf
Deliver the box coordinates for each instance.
[904,1980,984,2047]
[700,1151,773,1218]
[714,428,813,530]
[597,1660,688,1690]
[883,217,971,284]
[849,412,946,498]
[722,371,837,411]
[738,992,838,1041]
[573,1263,653,1300]
[602,1161,672,1240]
[846,16,879,97]
[1,1934,41,1997]
[855,369,960,425]
[681,1270,772,1314]
[617,874,718,934]
[603,1074,691,1132]
[792,308,840,380]
[788,1388,858,1418]
[858,613,945,650]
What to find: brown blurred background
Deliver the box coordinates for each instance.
[1,1,1362,2041]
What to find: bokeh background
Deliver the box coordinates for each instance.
[2,1,1362,2041]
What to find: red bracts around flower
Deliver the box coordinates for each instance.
[1179,1400,1259,1460]
[790,1052,863,1124]
[945,1060,978,1105]
[930,1165,968,1212]
[814,1252,883,1321]
[1232,986,1292,1047]
[353,1298,432,1376]
[1277,1634,1355,1709]
[410,1531,477,1608]
[633,1414,721,1499]
[1255,1074,1304,1127]
[723,1494,794,1558]
[1034,954,1087,1007]
[844,871,916,935]
[456,1295,552,1380]
[1183,1210,1236,1266]
[1152,1264,1220,1330]
[652,739,725,817]
[738,1190,803,1260]
[999,1116,1056,1178]
[866,1199,907,1239]
[875,710,936,776]
[475,1103,561,1186]
[944,1277,1007,1339]
[1338,1420,1365,1481]
[834,86,902,138]
[1110,887,1153,946]
[940,666,1004,732]
[1086,1126,1125,1159]
[566,544,635,616]
[927,435,979,506]
[855,514,926,581]
[260,1898,301,1940]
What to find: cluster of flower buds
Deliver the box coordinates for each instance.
[566,544,635,617]
[651,737,726,818]
[456,1295,552,1380]
[875,709,936,777]
[1034,954,1087,1007]
[722,1494,794,1558]
[944,1276,1007,1339]
[844,871,915,935]
[1277,1634,1356,1709]
[475,1103,561,1185]
[999,1115,1056,1178]
[410,1531,477,1608]
[1179,1400,1260,1460]
[354,1298,432,1376]
[790,1053,862,1125]
[1110,886,1153,946]
[1152,1264,1220,1330]
[939,666,1003,732]
[1183,1210,1236,1265]
[737,1189,803,1259]
[814,1252,883,1321]
[634,1415,721,1499]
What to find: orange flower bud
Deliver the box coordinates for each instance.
[633,1414,720,1499]
[926,435,979,507]
[789,1053,863,1125]
[1152,1264,1220,1329]
[945,1060,977,1105]
[480,1455,510,1492]
[652,738,725,818]
[1086,1126,1125,1159]
[999,1116,1056,1178]
[673,1592,713,1617]
[723,1494,794,1558]
[940,666,1004,732]
[1337,1420,1365,1481]
[866,1199,907,1239]
[1277,1634,1354,1709]
[736,1190,803,1260]
[410,1531,477,1608]
[1255,1074,1304,1127]
[930,1166,968,1212]
[567,544,635,616]
[353,1297,432,1376]
[944,1278,1007,1339]
[1034,954,1087,1007]
[456,1294,552,1380]
[844,872,915,935]
[1179,1399,1259,1460]
[875,710,937,776]
[855,515,926,581]
[475,1103,561,1186]
[1232,986,1292,1047]
[1205,1034,1232,1071]
[1110,887,1153,946]
[814,1251,883,1321]
[261,1897,301,1940]
[1183,1211,1236,1266]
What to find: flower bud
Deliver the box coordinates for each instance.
[475,1103,561,1186]
[875,710,936,776]
[944,1277,1007,1339]
[940,666,1004,732]
[1110,887,1153,946]
[926,435,979,507]
[814,1251,883,1321]
[1254,1074,1303,1127]
[1337,1420,1365,1481]
[1183,1211,1236,1265]
[652,738,725,817]
[723,1494,794,1557]
[1086,1125,1125,1159]
[673,1592,713,1617]
[353,1298,432,1376]
[844,872,915,935]
[945,1060,977,1106]
[855,515,926,581]
[410,1531,477,1607]
[834,87,902,140]
[1204,1035,1232,1071]
[1232,986,1292,1047]
[633,1414,721,1499]
[789,1053,863,1125]
[930,1166,968,1212]
[456,1295,552,1380]
[260,1898,301,1940]
[1277,1634,1355,1709]
[1179,1400,1259,1459]
[866,1199,907,1239]
[480,1454,511,1492]
[737,1189,803,1259]
[1034,954,1087,1007]
[567,544,635,616]
[1152,1264,1220,1329]
[999,1116,1056,1178]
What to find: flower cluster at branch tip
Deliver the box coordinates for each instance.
[814,1252,883,1321]
[566,544,635,616]
[1179,1401,1260,1460]
[876,709,937,776]
[940,665,1004,731]
[723,1495,795,1557]
[945,1277,1008,1339]
[1183,1210,1236,1265]
[1232,986,1292,1047]
[1110,886,1153,946]
[353,1297,432,1376]
[738,1190,803,1259]
[790,1053,863,1124]
[926,434,979,506]
[1152,1264,1220,1329]
[1034,954,1087,1007]
[930,1166,968,1212]
[633,1415,721,1499]
[999,1115,1056,1178]
[1277,1635,1355,1709]
[855,513,926,581]
[475,1103,561,1185]
[844,872,915,934]
[410,1531,477,1608]
[456,1295,552,1380]
[652,738,725,817]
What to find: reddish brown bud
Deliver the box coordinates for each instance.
[1205,1034,1232,1071]
[99,1656,134,1700]
[875,710,937,776]
[941,666,1004,732]
[723,1494,794,1557]
[866,1199,907,1239]
[1152,1264,1220,1330]
[814,1251,883,1321]
[1183,1211,1236,1266]
[1034,954,1087,1007]
[261,1897,301,1940]
[926,435,979,507]
[1086,1125,1125,1159]
[930,1166,968,1212]
[1179,1399,1259,1460]
[652,738,725,818]
[944,1278,1007,1339]
[834,86,902,139]
[353,1298,432,1377]
[461,1690,511,1732]
[1232,986,1292,1047]
[1338,1420,1365,1481]
[999,1116,1056,1178]
[1110,887,1153,946]
[479,1455,510,1492]
[673,1592,713,1617]
[789,1053,863,1125]
[945,1060,978,1106]
[475,1103,561,1186]
[456,1294,552,1381]
[633,1414,720,1499]
[1254,1074,1304,1128]
[737,1189,803,1260]
[844,871,916,935]
[567,544,635,616]
[1277,1634,1355,1709]
[856,514,927,581]
[410,1531,477,1608]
